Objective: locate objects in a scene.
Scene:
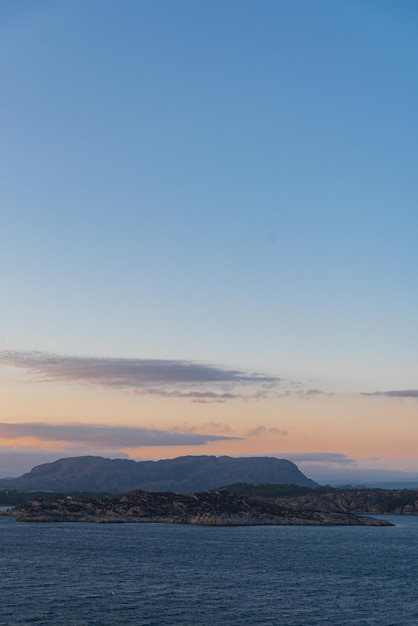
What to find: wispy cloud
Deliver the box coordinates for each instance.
[171,422,236,435]
[279,452,356,465]
[247,424,288,437]
[142,389,240,403]
[362,389,418,399]
[0,422,241,448]
[299,388,333,399]
[0,350,279,401]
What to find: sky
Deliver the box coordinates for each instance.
[1,0,418,484]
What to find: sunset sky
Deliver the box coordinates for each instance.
[1,0,418,483]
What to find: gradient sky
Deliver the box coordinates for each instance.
[1,0,418,483]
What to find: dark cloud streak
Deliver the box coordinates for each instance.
[362,389,418,399]
[0,422,241,448]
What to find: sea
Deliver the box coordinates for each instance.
[1,512,418,625]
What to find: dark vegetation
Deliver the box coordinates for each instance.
[220,483,418,515]
[220,482,338,497]
[0,490,111,506]
[1,483,321,505]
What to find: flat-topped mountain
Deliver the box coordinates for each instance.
[0,455,317,493]
[6,488,391,526]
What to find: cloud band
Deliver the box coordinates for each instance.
[0,350,278,401]
[0,422,241,448]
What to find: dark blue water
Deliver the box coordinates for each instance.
[1,514,418,625]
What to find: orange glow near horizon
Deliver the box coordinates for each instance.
[2,366,418,473]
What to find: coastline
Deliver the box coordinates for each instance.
[3,489,393,526]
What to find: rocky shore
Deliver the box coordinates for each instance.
[270,489,418,515]
[3,489,392,526]
[223,484,418,515]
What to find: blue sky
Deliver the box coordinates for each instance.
[1,1,418,482]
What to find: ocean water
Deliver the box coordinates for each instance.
[1,514,418,625]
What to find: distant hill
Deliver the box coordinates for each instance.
[221,482,418,515]
[0,455,317,493]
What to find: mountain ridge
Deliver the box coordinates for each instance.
[0,454,317,493]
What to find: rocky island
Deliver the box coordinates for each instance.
[5,489,392,526]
